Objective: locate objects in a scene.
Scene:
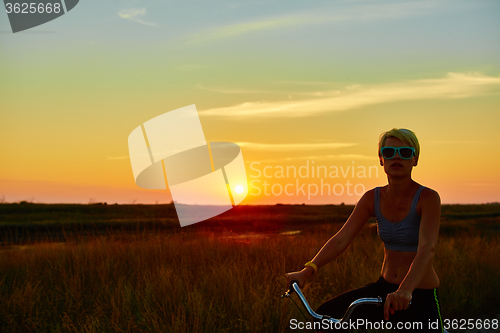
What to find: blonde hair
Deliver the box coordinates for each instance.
[378,128,420,158]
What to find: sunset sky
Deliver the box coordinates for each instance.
[1,0,499,205]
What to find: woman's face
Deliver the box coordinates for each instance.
[380,137,418,177]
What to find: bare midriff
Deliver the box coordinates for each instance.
[381,248,440,289]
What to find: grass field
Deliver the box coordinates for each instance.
[0,203,499,332]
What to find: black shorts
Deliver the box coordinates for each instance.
[315,277,443,332]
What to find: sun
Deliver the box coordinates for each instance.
[234,185,244,194]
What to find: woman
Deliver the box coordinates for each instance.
[286,128,443,332]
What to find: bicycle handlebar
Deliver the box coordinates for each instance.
[282,281,383,324]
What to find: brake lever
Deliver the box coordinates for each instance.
[281,280,299,298]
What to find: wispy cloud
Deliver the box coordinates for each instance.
[295,154,375,161]
[236,142,357,151]
[118,8,158,27]
[244,154,375,164]
[197,84,270,94]
[200,73,500,118]
[271,80,343,86]
[186,0,439,43]
[186,15,311,44]
[107,155,129,161]
[466,182,500,188]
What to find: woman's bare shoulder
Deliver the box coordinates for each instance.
[356,188,377,215]
[417,186,441,216]
[420,186,441,203]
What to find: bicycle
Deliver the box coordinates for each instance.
[282,281,449,332]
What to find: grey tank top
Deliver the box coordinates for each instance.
[374,186,425,252]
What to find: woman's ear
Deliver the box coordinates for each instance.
[413,156,418,166]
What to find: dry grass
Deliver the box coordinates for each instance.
[0,223,498,332]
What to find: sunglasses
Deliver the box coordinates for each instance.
[380,146,415,159]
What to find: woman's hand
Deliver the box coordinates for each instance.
[383,289,413,321]
[285,266,315,289]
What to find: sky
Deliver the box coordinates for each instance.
[1,0,499,205]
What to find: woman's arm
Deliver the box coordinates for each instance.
[285,189,374,287]
[383,188,441,320]
[310,189,374,269]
